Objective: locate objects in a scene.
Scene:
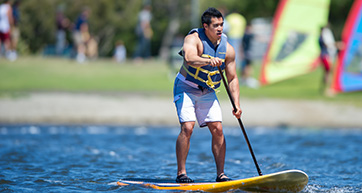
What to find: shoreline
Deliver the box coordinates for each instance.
[1,92,362,128]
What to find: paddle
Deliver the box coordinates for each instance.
[217,66,263,176]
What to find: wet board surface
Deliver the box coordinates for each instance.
[117,169,308,192]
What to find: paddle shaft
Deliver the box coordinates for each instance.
[217,66,263,176]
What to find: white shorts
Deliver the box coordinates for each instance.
[173,74,222,127]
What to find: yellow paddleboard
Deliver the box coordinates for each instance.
[117,169,308,192]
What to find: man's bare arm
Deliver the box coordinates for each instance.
[183,33,223,67]
[224,43,242,118]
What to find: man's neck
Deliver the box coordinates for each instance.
[205,33,220,47]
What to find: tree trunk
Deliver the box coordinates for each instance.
[159,0,181,60]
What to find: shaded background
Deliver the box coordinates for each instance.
[16,0,354,58]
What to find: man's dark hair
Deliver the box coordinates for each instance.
[201,7,223,26]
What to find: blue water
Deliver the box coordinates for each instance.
[0,125,361,193]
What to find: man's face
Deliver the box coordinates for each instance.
[204,17,224,41]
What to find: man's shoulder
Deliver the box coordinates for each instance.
[225,42,236,61]
[186,31,199,38]
[185,32,201,43]
[183,31,203,54]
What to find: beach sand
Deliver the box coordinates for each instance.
[1,92,361,128]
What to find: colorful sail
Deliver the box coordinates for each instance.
[331,0,362,93]
[260,0,330,85]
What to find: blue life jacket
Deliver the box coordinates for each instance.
[182,28,227,91]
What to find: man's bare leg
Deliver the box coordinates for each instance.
[207,121,231,181]
[176,121,195,177]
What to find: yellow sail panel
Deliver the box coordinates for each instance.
[260,0,330,85]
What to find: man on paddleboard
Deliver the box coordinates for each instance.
[173,7,242,183]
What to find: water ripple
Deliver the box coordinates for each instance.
[0,125,361,192]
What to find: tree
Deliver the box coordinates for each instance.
[16,0,354,57]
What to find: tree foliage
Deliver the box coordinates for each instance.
[17,0,354,57]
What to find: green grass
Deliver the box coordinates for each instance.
[0,56,173,94]
[1,56,362,106]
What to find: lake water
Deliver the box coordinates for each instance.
[0,124,361,192]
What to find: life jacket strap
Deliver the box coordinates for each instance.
[201,54,225,62]
[182,54,225,92]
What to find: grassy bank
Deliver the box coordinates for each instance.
[0,56,361,106]
[0,56,173,94]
